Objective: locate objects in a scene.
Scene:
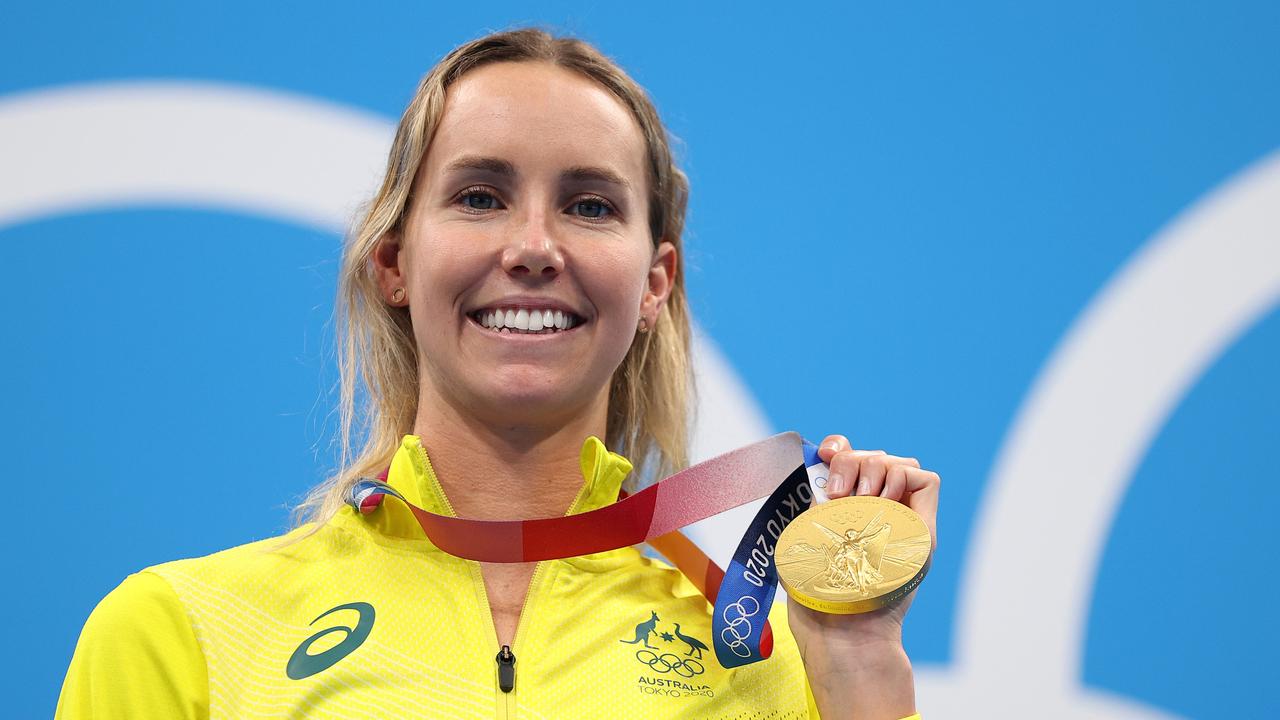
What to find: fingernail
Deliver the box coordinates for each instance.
[857,478,870,496]
[822,441,839,453]
[829,472,846,495]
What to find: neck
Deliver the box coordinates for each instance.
[411,382,610,521]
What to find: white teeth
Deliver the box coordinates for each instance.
[474,307,582,333]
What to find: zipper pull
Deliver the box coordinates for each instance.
[496,645,516,693]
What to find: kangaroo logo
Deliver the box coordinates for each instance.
[623,612,710,680]
[620,610,661,649]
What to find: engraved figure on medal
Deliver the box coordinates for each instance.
[821,513,891,594]
[779,503,931,601]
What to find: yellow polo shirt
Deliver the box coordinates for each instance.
[58,435,921,719]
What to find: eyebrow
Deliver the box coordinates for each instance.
[444,155,516,177]
[442,155,632,191]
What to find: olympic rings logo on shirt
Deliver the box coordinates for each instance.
[635,649,705,677]
[719,596,762,658]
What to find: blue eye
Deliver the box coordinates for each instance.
[572,197,612,219]
[461,190,500,210]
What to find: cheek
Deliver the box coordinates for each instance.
[576,249,650,318]
[406,227,490,295]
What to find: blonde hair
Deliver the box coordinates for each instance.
[294,27,693,528]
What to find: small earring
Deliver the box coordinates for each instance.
[637,316,650,333]
[391,287,406,304]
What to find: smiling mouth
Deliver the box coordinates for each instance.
[468,307,586,335]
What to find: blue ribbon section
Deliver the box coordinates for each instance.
[803,439,832,504]
[712,441,828,668]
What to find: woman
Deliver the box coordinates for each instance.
[58,27,939,719]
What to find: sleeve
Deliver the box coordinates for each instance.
[56,571,209,720]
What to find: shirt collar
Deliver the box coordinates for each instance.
[365,434,635,541]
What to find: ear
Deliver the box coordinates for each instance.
[372,232,408,305]
[640,240,678,321]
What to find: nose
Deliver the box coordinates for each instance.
[501,209,565,279]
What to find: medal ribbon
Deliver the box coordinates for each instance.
[346,431,831,669]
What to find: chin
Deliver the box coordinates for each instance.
[469,373,602,421]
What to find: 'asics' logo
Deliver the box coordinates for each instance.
[286,602,375,680]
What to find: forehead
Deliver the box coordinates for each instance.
[424,61,648,185]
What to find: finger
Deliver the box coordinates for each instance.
[855,455,889,496]
[837,453,916,497]
[889,455,920,469]
[901,467,941,550]
[830,449,889,497]
[881,464,908,502]
[861,453,918,469]
[816,435,849,463]
[826,449,863,498]
[878,456,927,502]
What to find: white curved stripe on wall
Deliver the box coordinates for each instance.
[684,323,775,567]
[917,150,1280,718]
[0,82,391,232]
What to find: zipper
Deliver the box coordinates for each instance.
[417,441,543,718]
[496,645,516,693]
[487,451,599,718]
[415,439,597,719]
[485,559,549,719]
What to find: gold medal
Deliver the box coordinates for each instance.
[775,496,932,614]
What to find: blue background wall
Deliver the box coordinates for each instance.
[3,2,1277,717]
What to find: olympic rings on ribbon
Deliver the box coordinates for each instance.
[719,596,762,658]
[635,649,706,677]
